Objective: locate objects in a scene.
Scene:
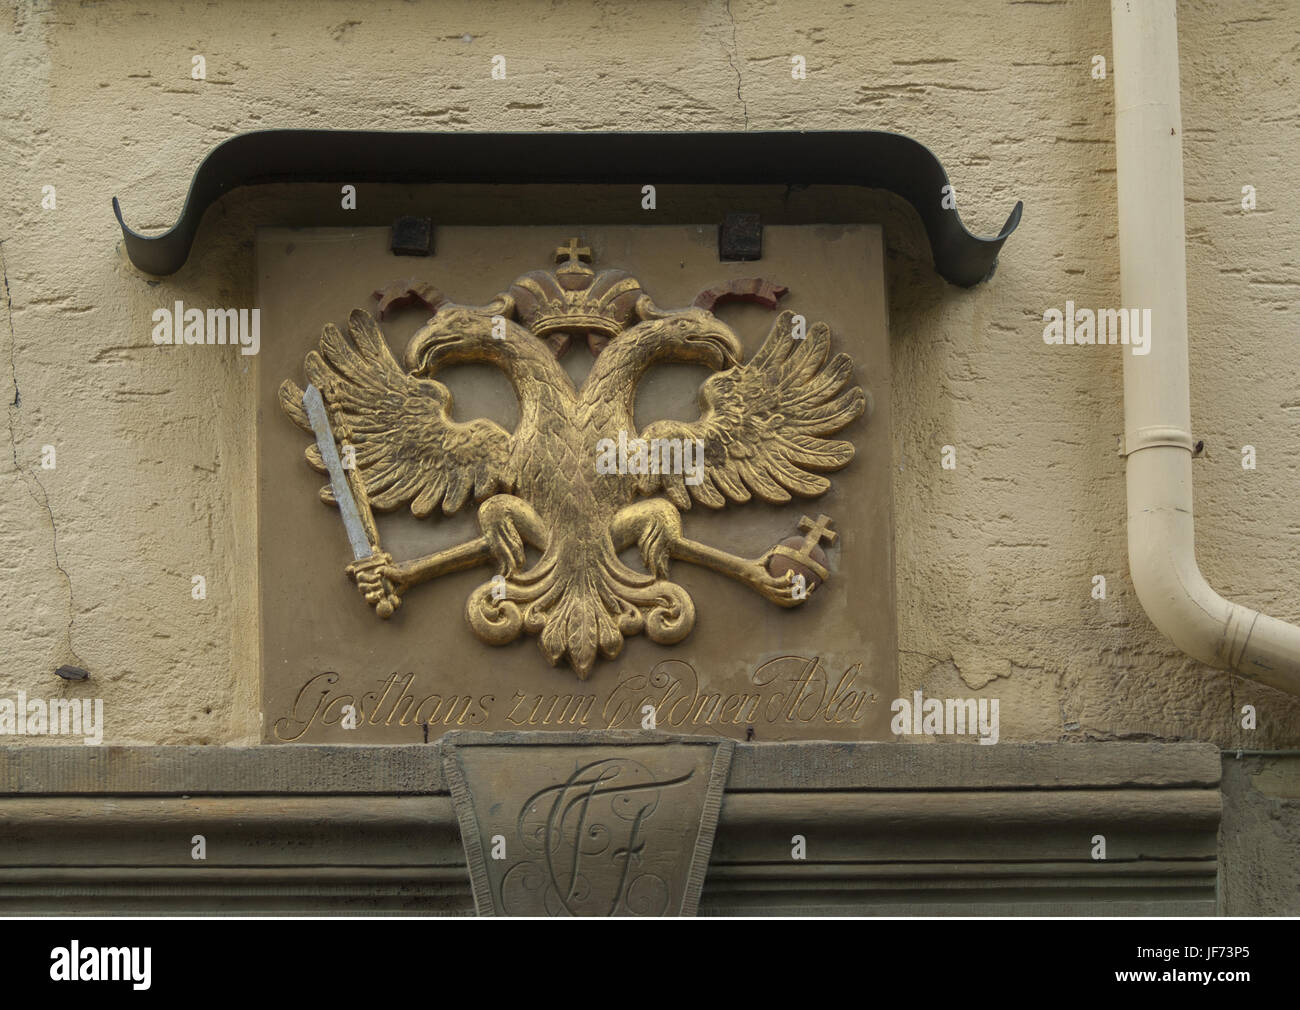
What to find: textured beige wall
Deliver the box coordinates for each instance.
[1,0,1298,747]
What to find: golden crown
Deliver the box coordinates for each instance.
[510,238,644,340]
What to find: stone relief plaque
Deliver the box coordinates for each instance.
[257,224,895,742]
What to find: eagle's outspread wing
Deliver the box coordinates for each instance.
[279,309,512,516]
[640,310,867,509]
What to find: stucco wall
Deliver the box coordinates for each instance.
[1,0,1298,747]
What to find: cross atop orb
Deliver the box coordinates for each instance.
[798,513,838,552]
[555,237,592,266]
[766,513,837,589]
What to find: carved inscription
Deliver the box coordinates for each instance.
[272,655,877,741]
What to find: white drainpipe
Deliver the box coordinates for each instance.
[1113,0,1300,696]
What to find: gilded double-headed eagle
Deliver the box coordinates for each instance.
[280,239,867,679]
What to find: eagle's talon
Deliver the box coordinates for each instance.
[749,563,817,607]
[478,494,546,576]
[637,524,671,578]
[347,554,404,618]
[484,525,526,575]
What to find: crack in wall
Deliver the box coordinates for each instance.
[722,0,749,130]
[898,647,952,668]
[1,241,82,668]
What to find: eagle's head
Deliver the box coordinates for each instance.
[404,306,505,374]
[629,304,744,371]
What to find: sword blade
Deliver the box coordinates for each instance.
[302,383,373,562]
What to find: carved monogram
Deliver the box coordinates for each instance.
[280,239,867,680]
[442,734,733,917]
[502,758,688,916]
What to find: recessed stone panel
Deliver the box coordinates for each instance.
[257,224,895,742]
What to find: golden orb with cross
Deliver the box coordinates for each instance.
[766,514,838,598]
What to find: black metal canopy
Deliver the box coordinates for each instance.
[112,130,1021,286]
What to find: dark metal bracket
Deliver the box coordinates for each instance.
[390,216,433,257]
[111,130,1022,286]
[719,212,763,262]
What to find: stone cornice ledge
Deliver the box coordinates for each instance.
[0,742,1220,916]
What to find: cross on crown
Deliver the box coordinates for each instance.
[509,237,643,342]
[555,237,592,266]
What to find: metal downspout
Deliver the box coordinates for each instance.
[1113,0,1300,695]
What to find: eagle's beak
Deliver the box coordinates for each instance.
[404,323,462,374]
[691,326,743,371]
